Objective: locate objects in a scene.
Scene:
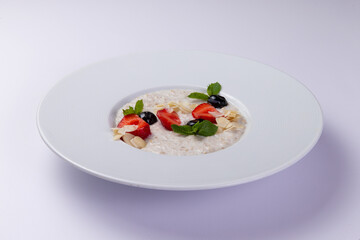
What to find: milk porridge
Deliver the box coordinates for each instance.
[112,83,247,155]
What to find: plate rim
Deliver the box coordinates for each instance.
[37,51,324,190]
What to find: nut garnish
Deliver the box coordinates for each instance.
[122,133,136,146]
[167,101,196,113]
[168,101,180,112]
[178,102,197,113]
[216,117,231,128]
[112,125,138,140]
[216,117,245,132]
[130,136,147,149]
[154,104,166,112]
[113,134,122,140]
[209,111,224,118]
[224,122,245,131]
[224,110,241,121]
[154,102,197,114]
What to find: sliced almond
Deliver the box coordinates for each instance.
[168,101,178,108]
[216,117,231,128]
[167,101,197,113]
[122,133,136,146]
[154,104,166,112]
[225,122,245,131]
[224,110,241,121]
[111,125,138,140]
[121,125,138,132]
[178,102,194,113]
[111,128,125,140]
[111,128,121,135]
[130,136,147,149]
[168,101,180,112]
[209,111,224,118]
[113,134,123,140]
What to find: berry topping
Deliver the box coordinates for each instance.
[186,119,204,127]
[156,108,181,131]
[117,114,151,139]
[191,103,222,123]
[207,95,228,108]
[139,111,158,125]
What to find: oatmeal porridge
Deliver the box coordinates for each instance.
[112,83,247,155]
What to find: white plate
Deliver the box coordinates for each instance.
[37,51,323,190]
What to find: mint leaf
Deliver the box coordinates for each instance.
[207,82,221,96]
[123,106,135,115]
[188,92,209,100]
[171,120,218,137]
[192,121,201,133]
[196,120,218,136]
[134,99,144,115]
[171,124,194,135]
[122,99,144,116]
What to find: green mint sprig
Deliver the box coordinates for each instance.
[122,99,144,116]
[207,82,221,95]
[188,92,209,100]
[171,120,218,137]
[188,82,222,100]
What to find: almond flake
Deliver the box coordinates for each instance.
[130,136,147,149]
[209,111,224,118]
[113,134,123,140]
[225,122,245,131]
[167,101,196,113]
[168,101,178,107]
[178,102,194,113]
[112,125,137,141]
[122,133,135,146]
[154,104,166,112]
[224,110,241,121]
[216,117,231,128]
[111,128,121,135]
[121,125,138,132]
[168,102,180,112]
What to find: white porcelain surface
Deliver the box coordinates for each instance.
[37,51,323,190]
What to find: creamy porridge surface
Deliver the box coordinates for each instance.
[115,89,247,155]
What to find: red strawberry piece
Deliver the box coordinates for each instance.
[156,108,181,131]
[192,103,222,123]
[117,114,151,139]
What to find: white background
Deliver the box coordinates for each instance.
[1,1,360,239]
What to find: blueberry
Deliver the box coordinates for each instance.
[139,111,157,125]
[186,119,204,127]
[207,95,228,108]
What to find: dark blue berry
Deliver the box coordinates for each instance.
[186,119,204,127]
[139,111,157,125]
[207,95,228,108]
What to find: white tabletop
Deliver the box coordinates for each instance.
[1,1,359,239]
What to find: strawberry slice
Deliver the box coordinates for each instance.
[192,103,222,123]
[156,108,181,131]
[117,114,151,139]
